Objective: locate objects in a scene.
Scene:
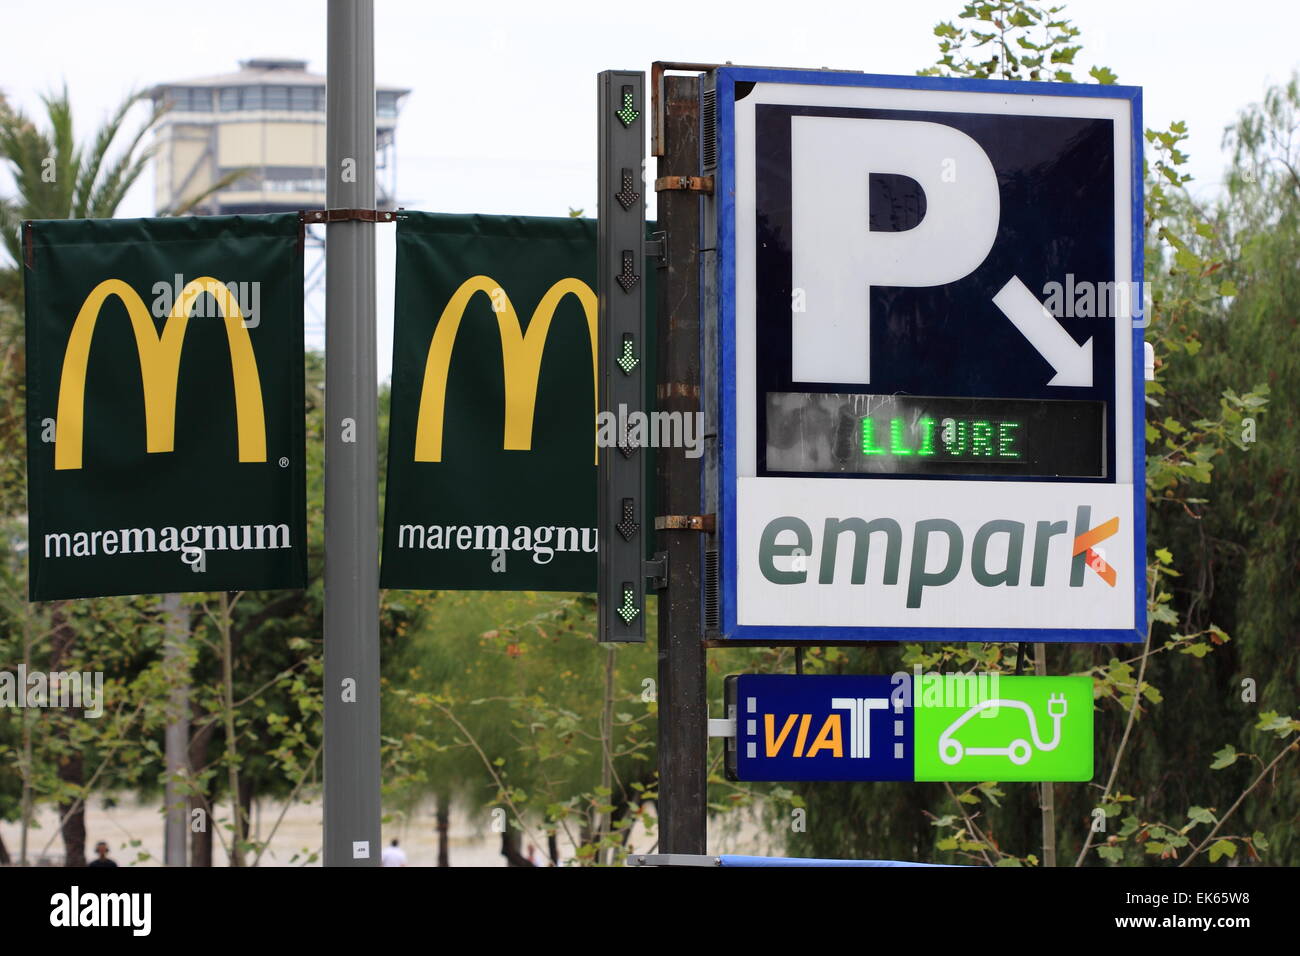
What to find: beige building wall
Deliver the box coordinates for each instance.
[217,118,326,168]
[156,122,217,213]
[149,60,404,214]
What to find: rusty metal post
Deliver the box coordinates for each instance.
[655,73,707,854]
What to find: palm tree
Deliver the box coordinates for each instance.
[0,86,244,298]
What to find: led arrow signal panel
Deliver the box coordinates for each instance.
[597,70,647,643]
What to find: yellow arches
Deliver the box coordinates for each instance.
[413,275,598,464]
[54,277,267,470]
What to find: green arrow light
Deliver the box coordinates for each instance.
[616,86,639,127]
[617,584,640,624]
[617,334,639,374]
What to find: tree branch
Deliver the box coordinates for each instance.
[1180,736,1297,866]
[1075,579,1157,866]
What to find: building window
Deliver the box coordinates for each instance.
[377,91,399,117]
[219,87,241,111]
[169,88,212,112]
[220,169,261,191]
[242,86,264,111]
[290,86,317,111]
[264,86,290,110]
[218,166,327,195]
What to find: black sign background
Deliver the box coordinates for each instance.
[753,105,1117,482]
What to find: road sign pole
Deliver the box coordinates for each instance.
[323,0,381,867]
[655,74,707,854]
[160,592,189,867]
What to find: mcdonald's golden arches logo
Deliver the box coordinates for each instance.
[414,274,597,464]
[54,277,267,470]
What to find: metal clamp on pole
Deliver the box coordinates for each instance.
[644,552,668,591]
[655,514,716,533]
[645,232,667,263]
[654,175,714,194]
[707,718,736,738]
[303,208,398,223]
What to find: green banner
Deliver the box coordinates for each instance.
[24,214,307,600]
[382,212,654,591]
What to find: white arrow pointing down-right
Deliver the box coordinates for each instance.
[992,275,1094,387]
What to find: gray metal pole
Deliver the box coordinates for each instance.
[323,0,381,867]
[655,74,707,854]
[160,593,190,867]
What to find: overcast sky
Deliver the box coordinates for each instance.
[2,0,1296,379]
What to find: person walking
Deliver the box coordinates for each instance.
[381,839,408,867]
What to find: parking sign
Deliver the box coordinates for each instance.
[713,68,1145,642]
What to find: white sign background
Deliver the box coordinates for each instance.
[736,477,1134,630]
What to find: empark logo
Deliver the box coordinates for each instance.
[758,505,1119,607]
[51,277,267,471]
[1074,513,1118,586]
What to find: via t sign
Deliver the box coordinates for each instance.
[712,68,1145,642]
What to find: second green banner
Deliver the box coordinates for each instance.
[382,212,654,592]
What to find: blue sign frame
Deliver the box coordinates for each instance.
[714,67,1146,643]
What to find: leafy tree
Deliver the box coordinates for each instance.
[382,592,660,865]
[1134,72,1300,865]
[382,590,795,865]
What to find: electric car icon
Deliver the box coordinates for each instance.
[938,694,1068,766]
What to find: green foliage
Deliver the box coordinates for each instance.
[919,3,1083,82]
[0,87,166,271]
[1090,712,1296,865]
[380,591,654,864]
[381,592,812,864]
